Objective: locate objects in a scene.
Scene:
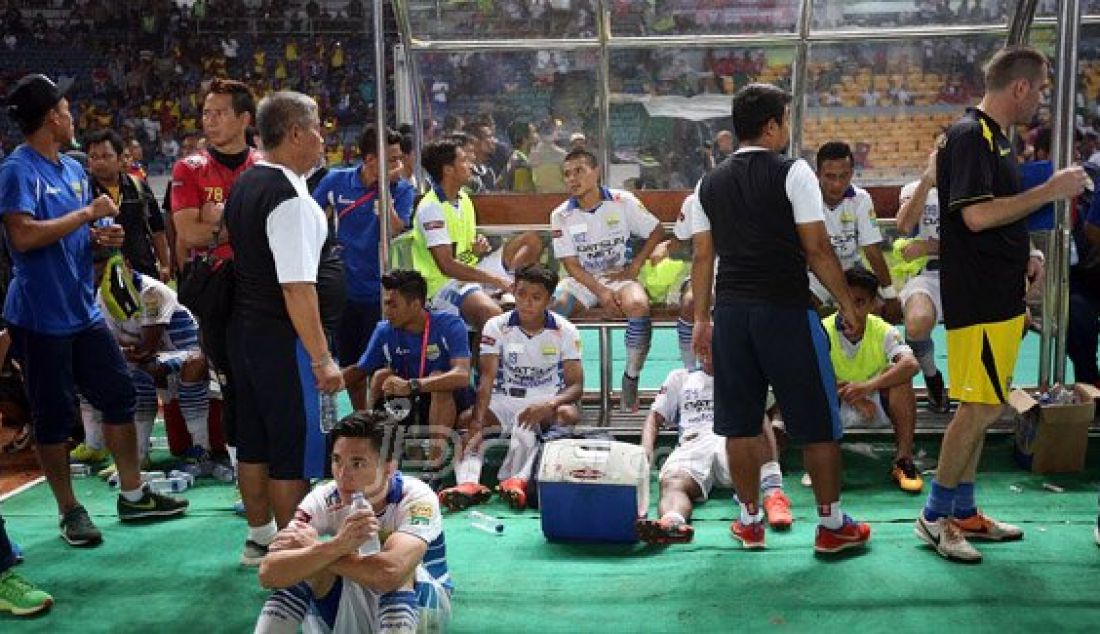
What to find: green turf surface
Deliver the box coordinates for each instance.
[2,438,1099,632]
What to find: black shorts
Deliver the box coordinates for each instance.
[228,322,326,480]
[336,298,382,367]
[711,301,841,444]
[9,320,135,444]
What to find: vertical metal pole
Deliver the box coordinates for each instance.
[788,0,814,158]
[390,1,426,192]
[596,0,611,185]
[1051,0,1081,384]
[374,0,391,275]
[599,325,612,427]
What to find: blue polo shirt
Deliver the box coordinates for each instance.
[312,167,414,303]
[357,311,470,379]
[0,145,99,335]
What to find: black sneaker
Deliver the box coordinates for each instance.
[59,505,103,547]
[240,539,269,566]
[117,486,189,522]
[925,371,950,414]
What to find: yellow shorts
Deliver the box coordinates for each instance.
[945,314,1025,405]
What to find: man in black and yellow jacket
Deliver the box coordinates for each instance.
[85,129,171,281]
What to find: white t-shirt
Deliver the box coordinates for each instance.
[651,369,714,438]
[674,192,709,241]
[821,185,882,270]
[550,187,660,276]
[480,310,581,399]
[100,273,197,350]
[898,181,941,244]
[263,161,329,284]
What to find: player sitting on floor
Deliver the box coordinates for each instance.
[823,268,923,493]
[74,253,215,475]
[256,411,452,633]
[636,356,792,544]
[440,263,584,511]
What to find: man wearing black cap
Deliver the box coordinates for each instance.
[0,74,188,550]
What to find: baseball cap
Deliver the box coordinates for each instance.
[4,73,73,125]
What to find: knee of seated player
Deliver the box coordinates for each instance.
[179,353,208,382]
[369,368,394,392]
[884,382,916,416]
[555,403,581,426]
[459,297,498,333]
[659,471,698,496]
[511,231,544,259]
[617,284,650,317]
[903,303,935,338]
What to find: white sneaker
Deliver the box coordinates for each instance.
[915,515,982,563]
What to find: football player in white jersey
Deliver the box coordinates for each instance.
[895,146,949,413]
[74,255,212,472]
[440,263,584,511]
[813,141,900,321]
[256,412,452,634]
[636,355,791,545]
[550,149,665,412]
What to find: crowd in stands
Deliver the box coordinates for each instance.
[0,0,395,173]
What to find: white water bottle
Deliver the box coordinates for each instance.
[349,492,382,556]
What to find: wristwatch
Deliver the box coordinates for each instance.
[408,378,422,396]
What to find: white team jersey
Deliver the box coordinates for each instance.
[674,193,710,241]
[822,185,883,270]
[99,273,198,350]
[898,181,941,244]
[480,310,581,399]
[290,474,450,634]
[651,369,714,438]
[550,187,660,276]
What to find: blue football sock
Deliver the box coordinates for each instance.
[922,480,956,522]
[954,482,977,519]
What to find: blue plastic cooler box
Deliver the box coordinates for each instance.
[537,439,650,543]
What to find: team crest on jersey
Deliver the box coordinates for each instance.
[71,181,84,197]
[408,502,434,526]
[605,213,620,227]
[840,211,855,224]
[425,343,440,361]
[142,294,160,317]
[541,345,558,357]
[324,487,343,510]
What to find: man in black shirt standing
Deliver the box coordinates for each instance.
[915,47,1087,563]
[85,129,171,281]
[226,91,346,566]
[693,83,871,553]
